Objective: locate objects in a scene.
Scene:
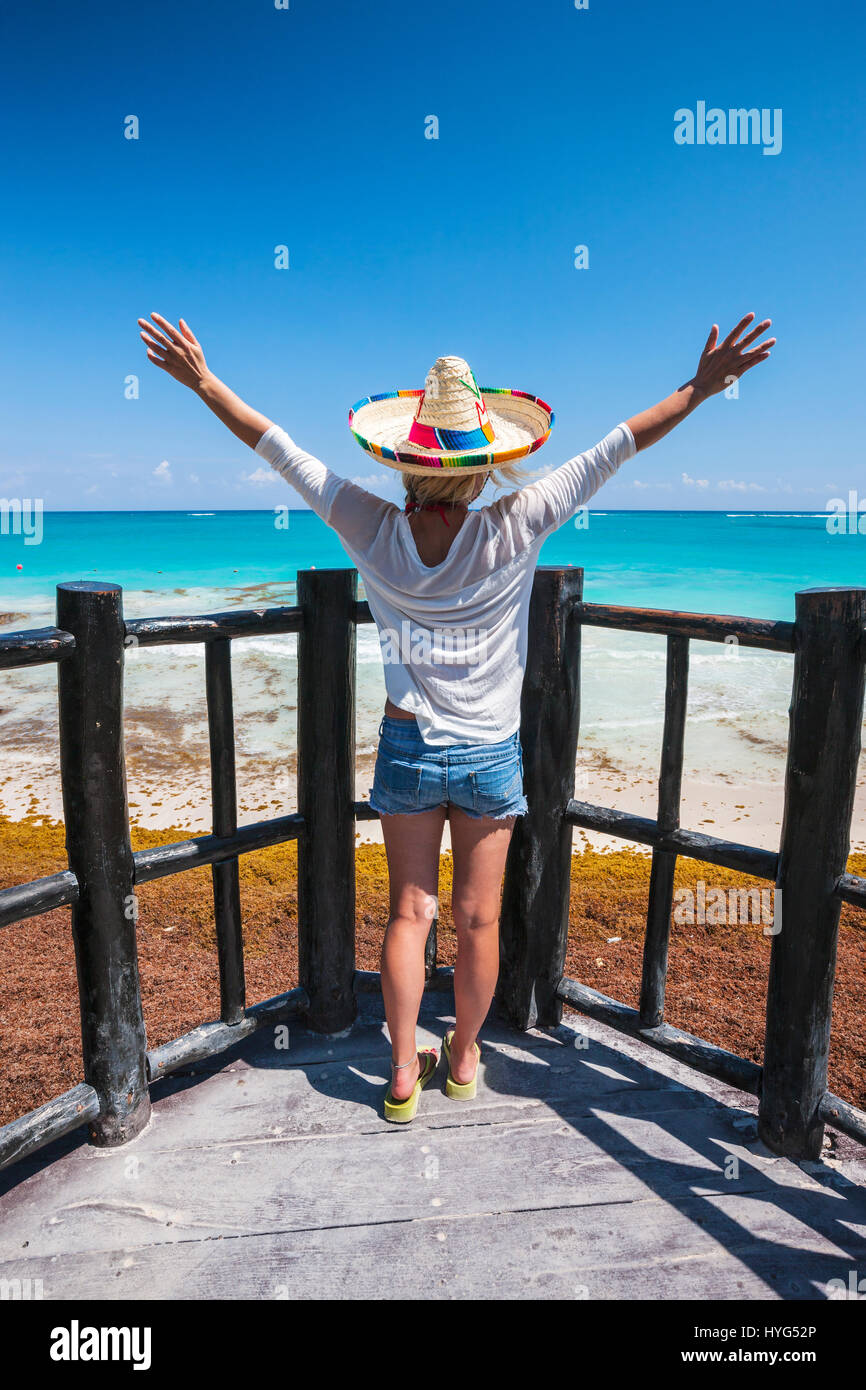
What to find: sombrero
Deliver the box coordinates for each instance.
[348,355,554,475]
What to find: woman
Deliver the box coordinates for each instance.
[138,311,774,1120]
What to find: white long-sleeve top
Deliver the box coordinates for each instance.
[256,422,636,744]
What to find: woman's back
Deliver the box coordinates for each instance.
[405,507,470,569]
[253,421,636,745]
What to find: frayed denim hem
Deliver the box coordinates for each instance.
[455,802,527,821]
[367,798,526,821]
[368,799,449,818]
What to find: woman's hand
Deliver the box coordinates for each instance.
[138,313,211,392]
[137,311,272,449]
[626,311,775,451]
[691,313,775,399]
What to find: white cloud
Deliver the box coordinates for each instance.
[717,479,767,492]
[153,459,172,485]
[241,467,280,487]
[351,472,395,488]
[188,473,200,484]
[682,472,709,488]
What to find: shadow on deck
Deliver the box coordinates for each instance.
[1,990,864,1301]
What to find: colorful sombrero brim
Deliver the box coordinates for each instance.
[348,388,554,475]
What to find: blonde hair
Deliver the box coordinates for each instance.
[404,460,528,508]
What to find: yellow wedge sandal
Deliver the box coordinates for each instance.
[383,1048,439,1123]
[442,1030,481,1101]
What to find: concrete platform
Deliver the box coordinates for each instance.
[1,991,864,1300]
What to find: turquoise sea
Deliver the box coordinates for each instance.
[3,508,865,617]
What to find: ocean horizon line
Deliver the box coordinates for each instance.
[10,506,842,517]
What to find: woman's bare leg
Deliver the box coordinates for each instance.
[448,809,516,1085]
[379,807,447,1100]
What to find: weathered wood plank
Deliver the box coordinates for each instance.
[2,1195,856,1301]
[56,581,150,1147]
[0,1085,830,1261]
[760,586,866,1158]
[205,637,244,1024]
[0,1084,99,1172]
[0,870,78,929]
[499,567,583,1029]
[820,1091,866,1146]
[566,801,778,878]
[576,603,796,652]
[0,625,76,669]
[836,871,866,910]
[557,976,762,1094]
[3,1000,863,1304]
[297,569,358,1032]
[146,987,308,1081]
[133,814,303,883]
[124,606,302,647]
[641,634,689,1026]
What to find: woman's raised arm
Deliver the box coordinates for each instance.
[138,312,395,546]
[625,312,775,452]
[138,312,272,449]
[494,311,775,548]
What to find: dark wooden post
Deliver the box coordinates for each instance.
[205,638,245,1024]
[297,569,358,1033]
[498,567,584,1030]
[56,581,150,1146]
[759,586,866,1158]
[640,634,689,1026]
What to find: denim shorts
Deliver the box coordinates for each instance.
[370,716,528,820]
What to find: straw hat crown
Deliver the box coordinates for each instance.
[348,355,554,474]
[408,357,494,448]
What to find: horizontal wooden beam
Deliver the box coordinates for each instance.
[576,602,796,652]
[0,816,305,930]
[0,1082,100,1172]
[353,600,374,625]
[836,872,866,910]
[133,813,304,883]
[819,1090,866,1146]
[0,626,75,670]
[556,976,762,1095]
[146,987,308,1080]
[353,800,379,821]
[566,799,778,879]
[125,605,303,647]
[0,870,79,929]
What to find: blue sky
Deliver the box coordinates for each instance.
[1,0,863,510]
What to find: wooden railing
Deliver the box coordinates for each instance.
[0,568,864,1171]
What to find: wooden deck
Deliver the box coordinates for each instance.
[1,989,865,1301]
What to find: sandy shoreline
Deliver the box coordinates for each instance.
[2,738,863,855]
